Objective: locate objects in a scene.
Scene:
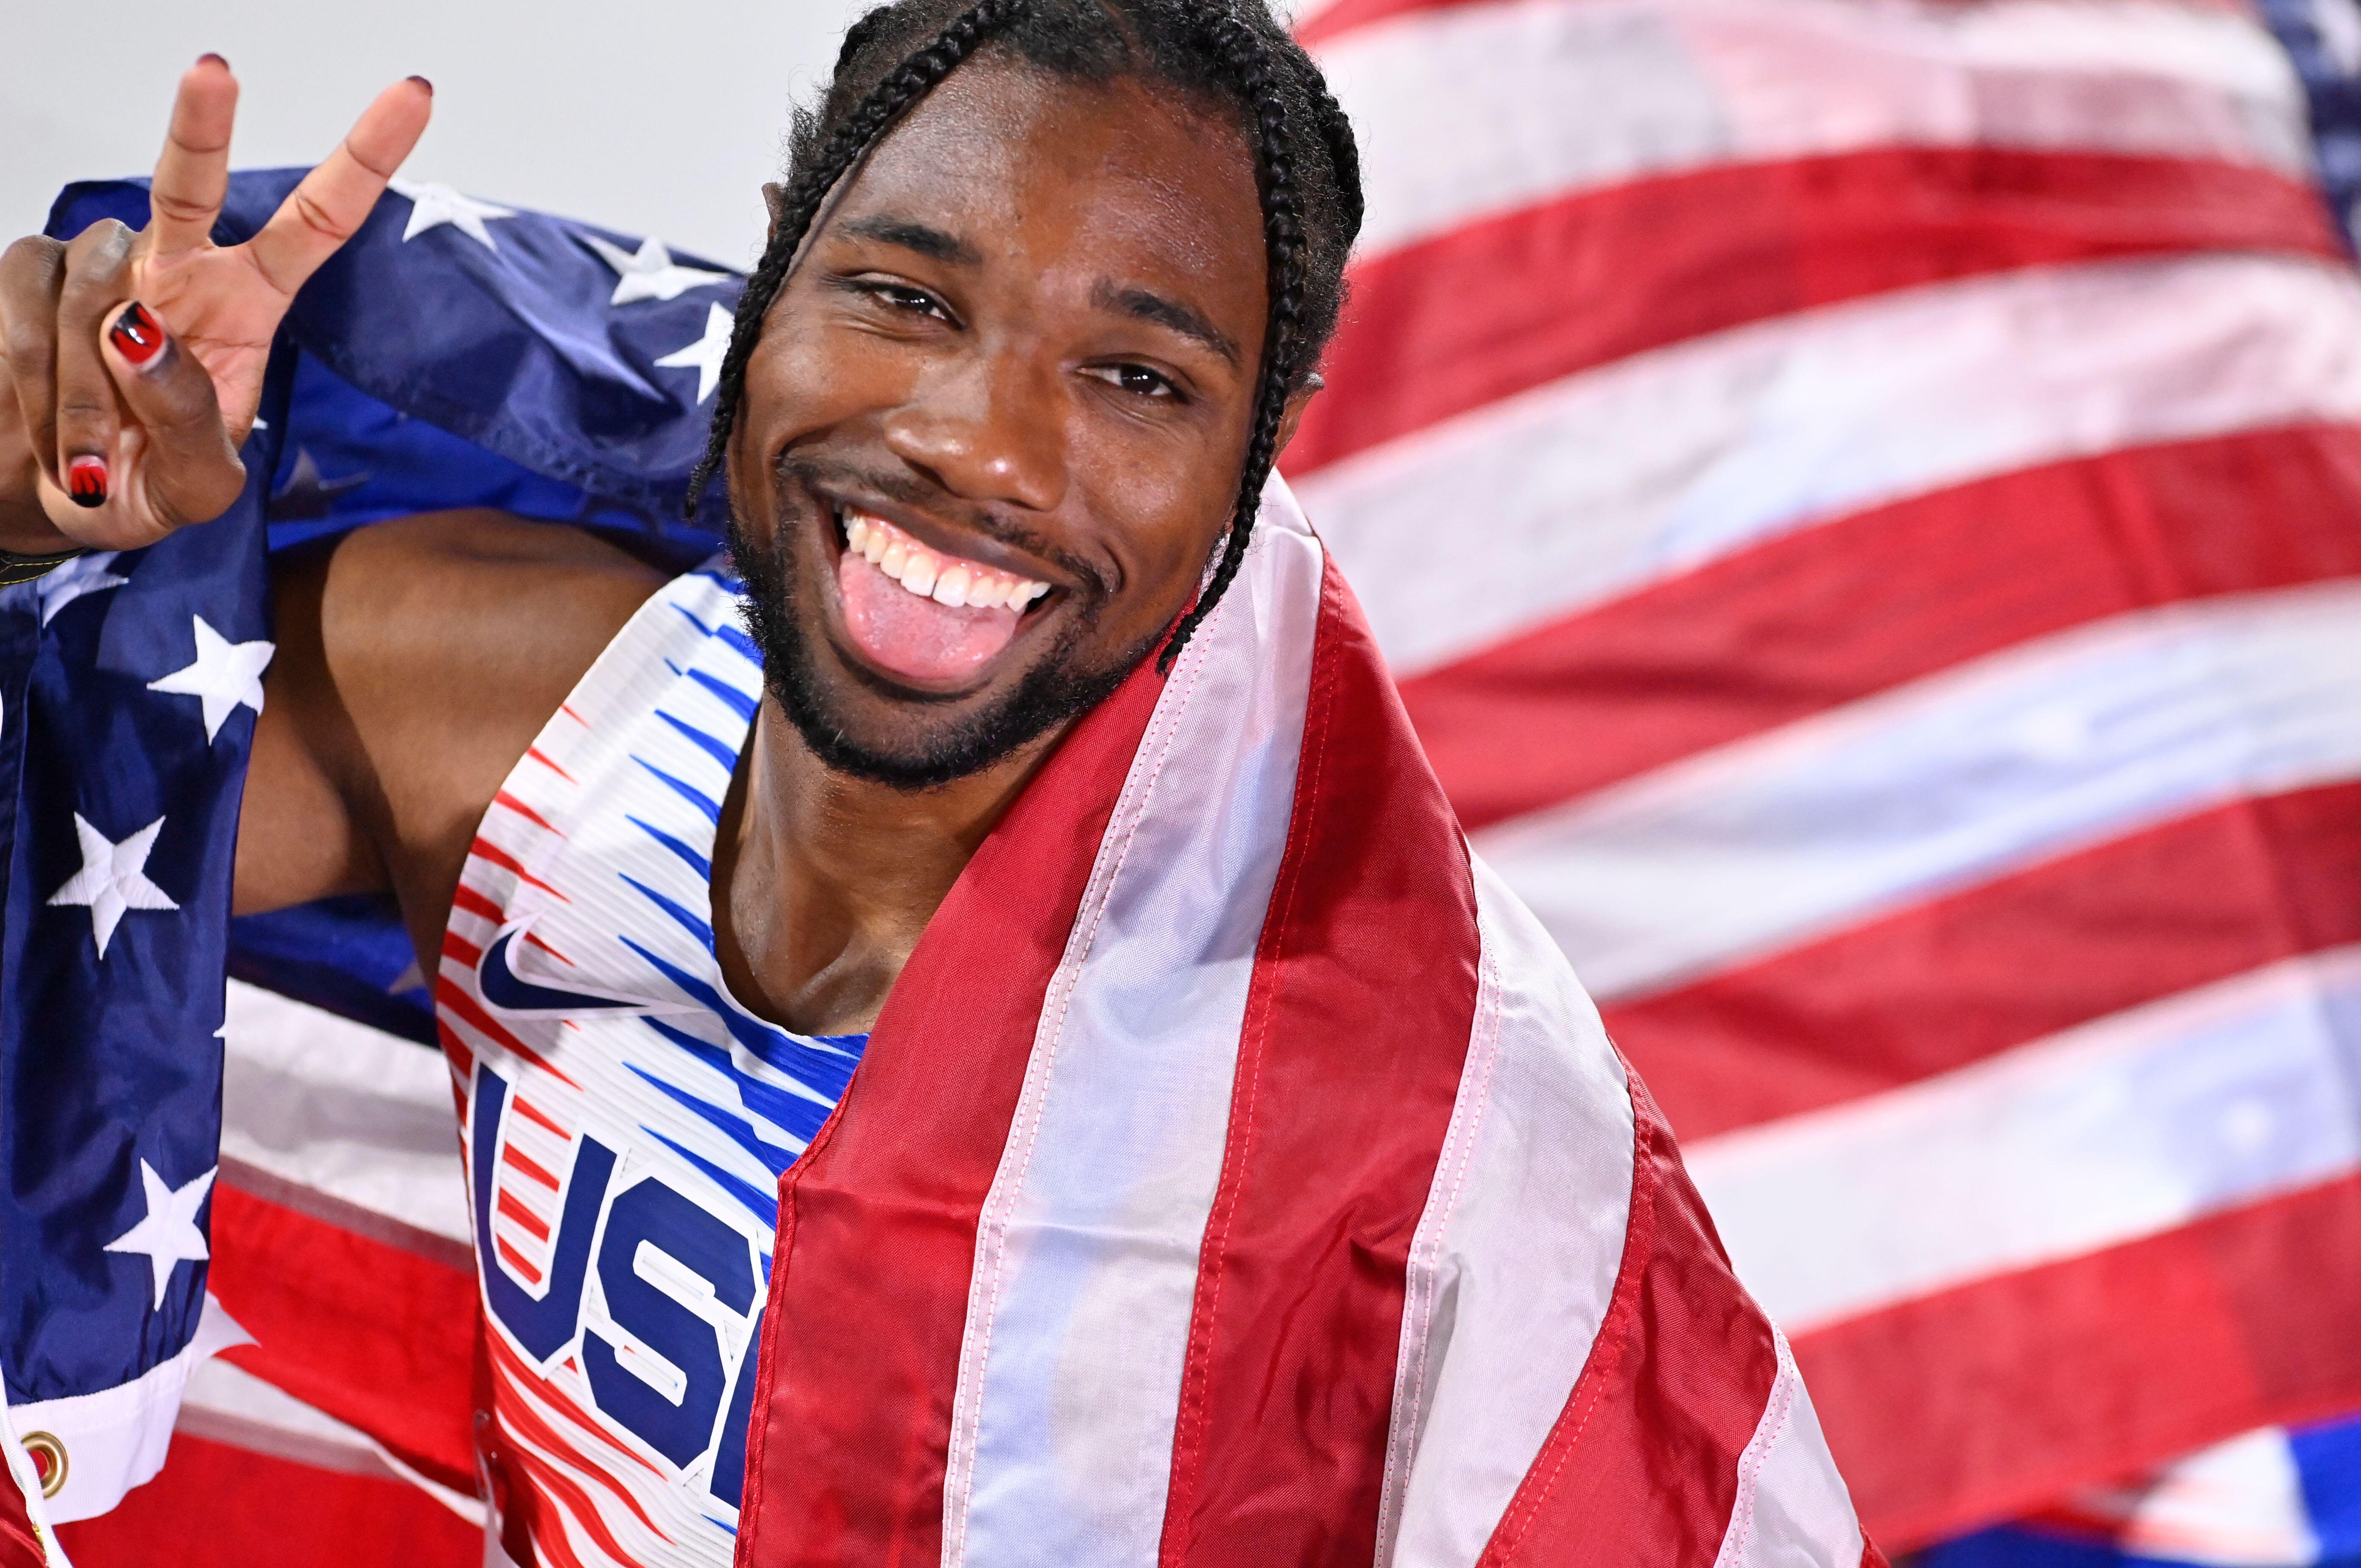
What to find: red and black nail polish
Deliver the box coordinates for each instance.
[67,456,107,508]
[110,302,165,368]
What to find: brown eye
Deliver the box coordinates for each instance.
[1087,362,1179,400]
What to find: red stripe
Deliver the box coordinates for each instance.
[1613,780,2361,1139]
[437,976,581,1089]
[1478,1073,1780,1566]
[0,1460,39,1568]
[492,789,564,835]
[498,1187,553,1242]
[1796,1173,2361,1549]
[480,1340,665,1560]
[504,1142,561,1191]
[435,1018,475,1083]
[484,1328,661,1481]
[204,1183,478,1493]
[496,1236,545,1285]
[1156,558,1481,1564]
[1415,424,2361,827]
[1284,150,2336,478]
[53,1434,479,1568]
[527,745,578,783]
[441,931,484,970]
[1294,0,1474,47]
[737,654,1168,1566]
[525,930,577,966]
[449,883,506,927]
[513,1094,570,1138]
[467,838,569,900]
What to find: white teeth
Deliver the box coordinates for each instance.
[843,508,1049,612]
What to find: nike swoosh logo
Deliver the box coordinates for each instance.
[478,927,642,1015]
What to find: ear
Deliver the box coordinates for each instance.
[762,181,788,234]
[1271,372,1324,462]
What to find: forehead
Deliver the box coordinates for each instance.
[827,56,1268,308]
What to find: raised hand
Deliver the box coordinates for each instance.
[0,56,432,552]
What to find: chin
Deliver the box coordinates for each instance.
[728,502,1148,791]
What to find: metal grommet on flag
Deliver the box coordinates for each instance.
[17,1432,64,1500]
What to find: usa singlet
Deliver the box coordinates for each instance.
[438,563,864,1566]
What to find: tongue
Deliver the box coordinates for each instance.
[838,547,1024,682]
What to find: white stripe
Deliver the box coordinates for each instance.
[1687,945,2361,1332]
[221,979,472,1245]
[7,1295,251,1523]
[1297,253,2361,676]
[1475,583,2361,1004]
[1709,1329,1865,1568]
[1318,0,2308,258]
[2062,1426,2320,1567]
[1376,858,1636,1568]
[940,480,1324,1568]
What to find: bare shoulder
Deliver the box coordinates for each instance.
[244,511,670,956]
[301,510,666,754]
[321,508,668,645]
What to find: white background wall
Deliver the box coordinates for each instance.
[4,0,887,269]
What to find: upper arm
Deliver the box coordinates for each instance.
[234,512,667,964]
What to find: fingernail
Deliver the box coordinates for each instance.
[67,456,107,509]
[109,301,166,368]
[197,52,229,68]
[407,75,433,95]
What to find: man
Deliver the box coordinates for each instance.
[0,3,1879,1564]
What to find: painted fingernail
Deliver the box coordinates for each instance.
[110,301,166,368]
[197,52,229,68]
[67,456,107,509]
[407,75,433,95]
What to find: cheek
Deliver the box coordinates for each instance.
[1072,417,1252,618]
[740,309,918,448]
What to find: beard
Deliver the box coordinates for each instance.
[727,500,1157,791]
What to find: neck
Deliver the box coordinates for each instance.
[714,698,1062,1035]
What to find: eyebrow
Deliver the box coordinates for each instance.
[1091,280,1242,368]
[840,214,982,266]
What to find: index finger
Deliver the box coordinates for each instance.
[242,76,433,297]
[148,55,239,256]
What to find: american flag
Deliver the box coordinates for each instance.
[13,0,2361,1563]
[1287,0,2361,1559]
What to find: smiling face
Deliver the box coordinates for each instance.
[726,55,1289,789]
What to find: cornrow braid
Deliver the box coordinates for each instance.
[688,0,1365,676]
[1155,5,1303,672]
[685,0,1030,514]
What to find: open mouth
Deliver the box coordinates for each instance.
[828,504,1057,686]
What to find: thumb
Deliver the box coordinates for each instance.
[98,300,247,529]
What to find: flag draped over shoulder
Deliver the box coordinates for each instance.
[728,481,1873,1568]
[6,169,1878,1565]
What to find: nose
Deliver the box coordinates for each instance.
[882,348,1068,514]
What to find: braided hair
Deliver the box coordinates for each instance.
[686,0,1365,672]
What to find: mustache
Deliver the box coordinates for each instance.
[775,452,1112,600]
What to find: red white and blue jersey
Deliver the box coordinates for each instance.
[437,563,863,1567]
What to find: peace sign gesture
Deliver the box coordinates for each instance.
[0,57,432,552]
